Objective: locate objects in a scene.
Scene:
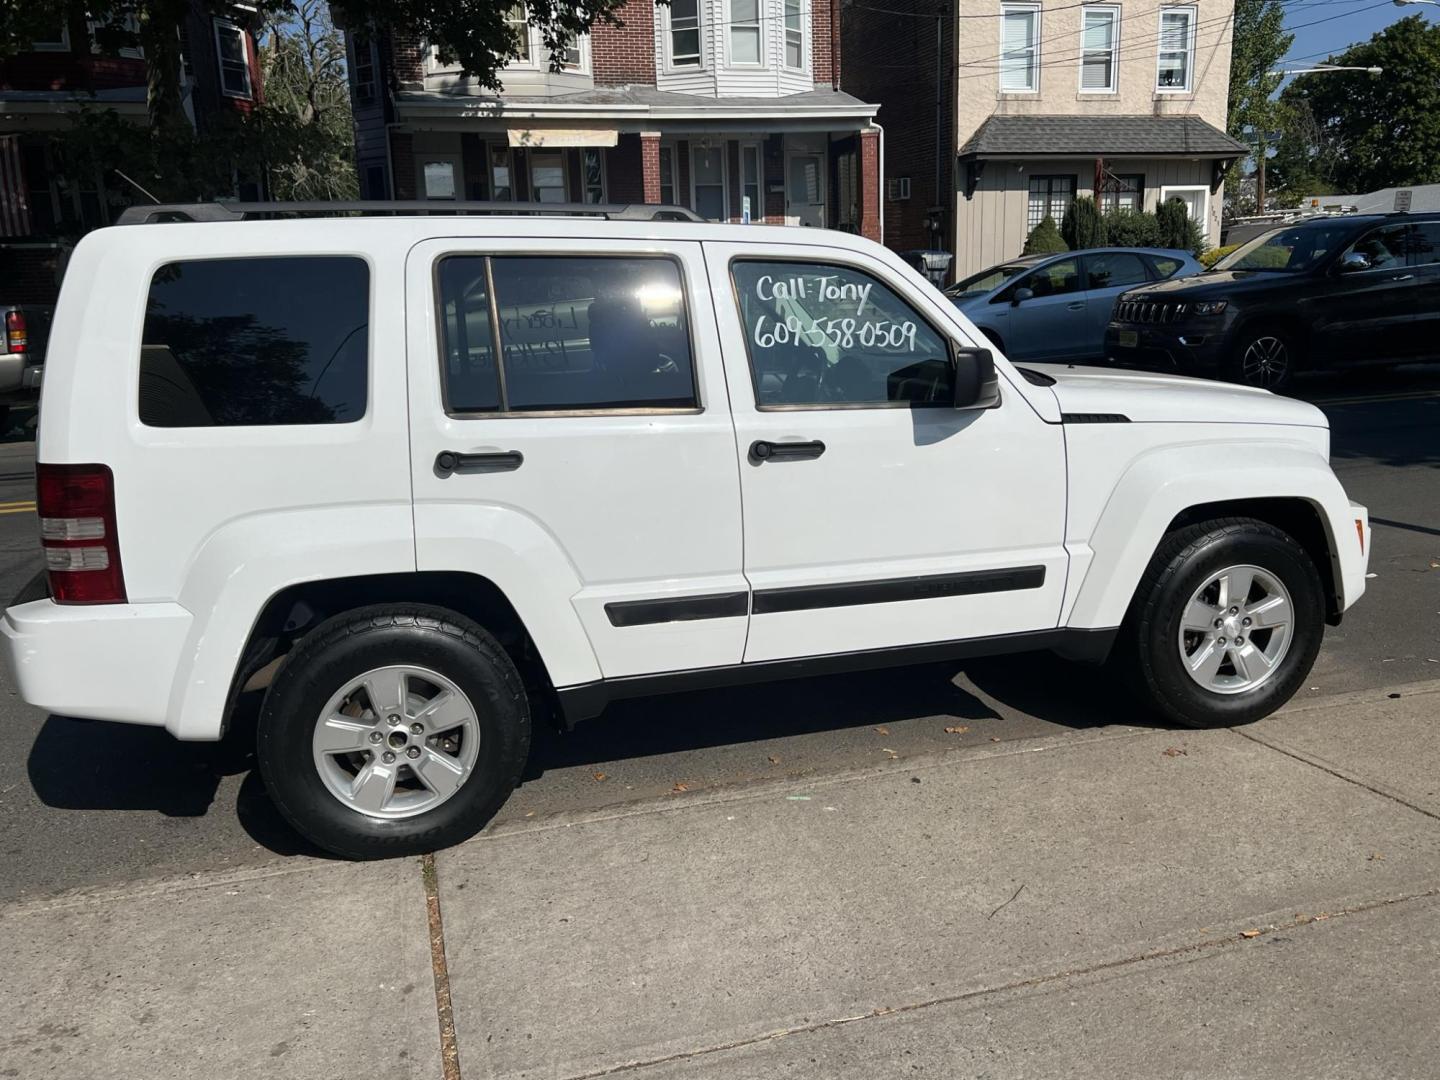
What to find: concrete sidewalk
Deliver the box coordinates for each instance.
[3,680,1438,1079]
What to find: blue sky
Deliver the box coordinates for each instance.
[1281,0,1426,67]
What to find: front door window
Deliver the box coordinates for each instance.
[692,146,725,220]
[786,153,825,227]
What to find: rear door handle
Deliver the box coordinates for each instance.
[750,439,826,463]
[1391,274,1415,282]
[1066,301,1086,310]
[435,450,524,476]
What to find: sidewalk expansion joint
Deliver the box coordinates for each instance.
[553,886,1440,1080]
[422,853,462,1080]
[1233,728,1440,824]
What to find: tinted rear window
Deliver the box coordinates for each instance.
[140,256,369,427]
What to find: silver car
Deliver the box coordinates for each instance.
[946,247,1203,363]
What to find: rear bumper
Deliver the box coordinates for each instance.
[2,599,192,730]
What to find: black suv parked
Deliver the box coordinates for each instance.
[1105,212,1440,390]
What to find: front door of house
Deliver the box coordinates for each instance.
[786,153,826,227]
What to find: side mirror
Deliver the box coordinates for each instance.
[1011,287,1034,306]
[1338,252,1372,273]
[953,346,1000,410]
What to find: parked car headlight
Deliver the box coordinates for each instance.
[1190,300,1228,316]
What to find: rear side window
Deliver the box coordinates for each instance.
[1149,255,1185,278]
[1086,252,1149,289]
[436,255,698,413]
[140,256,369,427]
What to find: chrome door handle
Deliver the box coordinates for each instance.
[1391,274,1415,282]
[1066,301,1086,310]
[434,450,524,476]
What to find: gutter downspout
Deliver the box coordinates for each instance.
[874,121,885,246]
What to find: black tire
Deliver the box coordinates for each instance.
[1228,326,1295,392]
[256,605,530,858]
[1115,518,1325,728]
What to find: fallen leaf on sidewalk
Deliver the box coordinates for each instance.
[1162,746,1188,758]
[990,736,1001,742]
[910,776,921,784]
[874,725,890,735]
[1368,852,1385,861]
[944,725,969,735]
[767,755,781,765]
[672,782,689,793]
[882,747,898,758]
[592,772,607,782]
[1240,929,1262,939]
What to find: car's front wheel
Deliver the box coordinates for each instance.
[256,605,530,858]
[1230,327,1295,391]
[1117,518,1325,728]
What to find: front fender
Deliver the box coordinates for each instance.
[1065,441,1365,630]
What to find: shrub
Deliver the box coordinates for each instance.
[1157,197,1204,255]
[1060,195,1106,250]
[1102,208,1161,248]
[1022,216,1068,254]
[1200,243,1239,268]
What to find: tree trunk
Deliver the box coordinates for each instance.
[140,0,192,133]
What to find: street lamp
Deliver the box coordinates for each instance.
[1271,65,1384,75]
[1394,0,1440,7]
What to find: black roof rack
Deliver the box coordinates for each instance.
[115,200,705,225]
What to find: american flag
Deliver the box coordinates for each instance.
[0,136,32,237]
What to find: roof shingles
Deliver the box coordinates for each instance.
[959,115,1247,157]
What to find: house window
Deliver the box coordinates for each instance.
[1027,175,1075,229]
[507,5,531,62]
[530,150,566,203]
[692,145,725,220]
[783,0,804,68]
[491,146,513,200]
[423,160,458,200]
[1000,5,1040,92]
[1157,6,1195,92]
[213,19,252,99]
[31,23,70,51]
[363,165,387,199]
[669,0,702,67]
[582,148,606,203]
[741,143,762,222]
[352,35,376,105]
[731,0,763,65]
[1099,174,1144,212]
[1080,6,1119,92]
[659,146,676,205]
[555,38,583,70]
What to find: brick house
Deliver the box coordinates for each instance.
[343,0,883,239]
[0,4,264,240]
[845,0,1247,275]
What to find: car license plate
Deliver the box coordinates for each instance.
[1118,330,1138,348]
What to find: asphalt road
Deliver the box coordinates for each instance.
[1,368,1437,902]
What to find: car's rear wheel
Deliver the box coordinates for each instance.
[257,605,530,858]
[1115,518,1325,728]
[1230,328,1295,391]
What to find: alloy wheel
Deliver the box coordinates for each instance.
[1240,336,1289,388]
[1177,564,1294,695]
[310,665,481,819]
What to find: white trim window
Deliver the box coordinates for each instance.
[529,150,567,203]
[783,0,805,69]
[999,4,1040,93]
[1079,6,1119,93]
[730,0,763,66]
[1156,6,1196,92]
[491,145,514,201]
[582,147,606,203]
[668,0,703,68]
[213,19,252,99]
[506,4,532,63]
[1159,184,1209,242]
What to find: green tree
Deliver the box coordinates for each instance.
[1022,216,1068,255]
[1060,195,1105,250]
[1273,15,1440,196]
[258,0,358,200]
[1226,0,1293,208]
[1156,197,1203,254]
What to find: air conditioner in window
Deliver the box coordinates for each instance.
[887,177,912,201]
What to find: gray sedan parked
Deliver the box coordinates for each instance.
[945,248,1203,362]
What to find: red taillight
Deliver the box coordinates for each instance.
[36,464,127,604]
[5,311,26,354]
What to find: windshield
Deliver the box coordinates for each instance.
[945,263,1029,299]
[1213,223,1356,273]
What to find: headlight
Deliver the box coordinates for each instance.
[1190,300,1228,316]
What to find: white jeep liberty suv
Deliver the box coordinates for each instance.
[2,202,1370,858]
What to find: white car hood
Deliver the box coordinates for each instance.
[1027,364,1328,428]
